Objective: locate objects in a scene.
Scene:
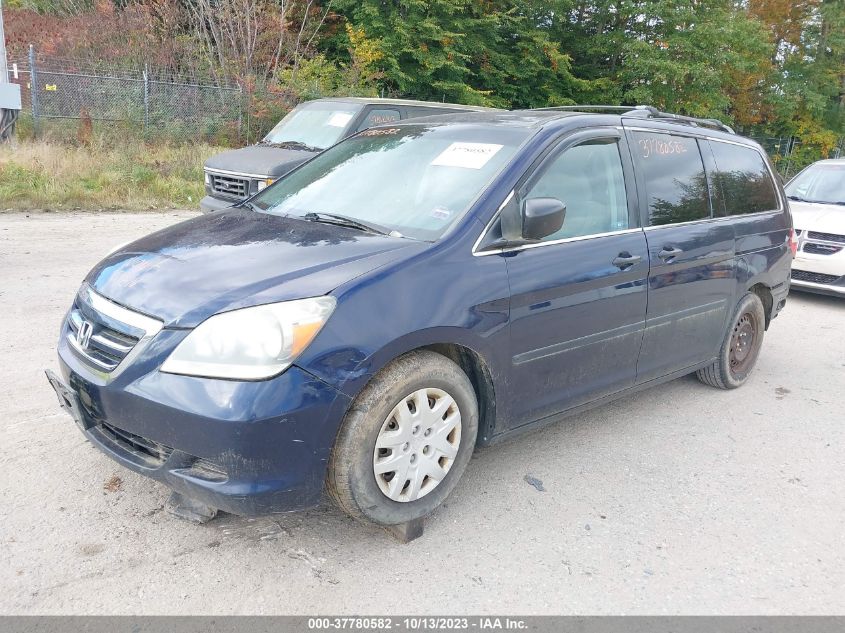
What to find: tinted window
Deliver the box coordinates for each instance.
[357,109,401,131]
[524,139,629,240]
[709,141,779,215]
[632,132,710,225]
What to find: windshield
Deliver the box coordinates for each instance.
[262,101,363,150]
[250,123,529,241]
[785,163,845,206]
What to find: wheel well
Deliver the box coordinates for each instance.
[422,343,497,445]
[749,283,773,329]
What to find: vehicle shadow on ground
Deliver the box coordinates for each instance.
[197,373,707,549]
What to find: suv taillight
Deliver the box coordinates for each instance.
[788,228,798,257]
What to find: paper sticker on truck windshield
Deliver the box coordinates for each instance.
[327,112,354,128]
[431,142,503,169]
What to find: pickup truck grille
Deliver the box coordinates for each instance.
[209,172,250,199]
[791,269,840,284]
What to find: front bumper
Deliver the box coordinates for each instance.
[790,274,845,296]
[53,322,351,516]
[791,251,845,298]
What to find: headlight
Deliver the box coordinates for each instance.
[161,297,336,380]
[204,171,211,185]
[256,178,275,191]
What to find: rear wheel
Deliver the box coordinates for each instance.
[327,350,478,526]
[696,292,766,389]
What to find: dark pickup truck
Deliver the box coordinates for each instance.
[201,97,497,213]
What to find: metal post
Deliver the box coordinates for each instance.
[29,44,39,139]
[783,136,796,179]
[0,0,8,84]
[237,85,243,144]
[143,63,149,136]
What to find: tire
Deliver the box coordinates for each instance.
[696,292,766,389]
[326,350,478,526]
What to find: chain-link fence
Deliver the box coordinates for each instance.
[4,48,844,165]
[6,47,243,144]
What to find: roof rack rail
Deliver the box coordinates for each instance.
[538,104,735,135]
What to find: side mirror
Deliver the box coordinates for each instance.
[521,197,566,241]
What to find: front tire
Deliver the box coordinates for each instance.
[696,292,766,389]
[327,350,478,526]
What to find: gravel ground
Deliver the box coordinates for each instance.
[1,211,844,615]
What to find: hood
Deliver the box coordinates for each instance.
[204,145,316,178]
[789,200,845,235]
[86,209,424,328]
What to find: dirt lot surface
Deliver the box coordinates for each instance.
[1,211,844,615]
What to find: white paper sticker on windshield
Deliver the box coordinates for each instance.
[431,142,503,169]
[327,112,354,128]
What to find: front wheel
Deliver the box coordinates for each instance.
[696,292,766,389]
[327,350,478,526]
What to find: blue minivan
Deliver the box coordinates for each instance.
[47,107,794,530]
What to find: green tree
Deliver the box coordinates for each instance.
[324,0,591,107]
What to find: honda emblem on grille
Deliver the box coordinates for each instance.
[76,320,93,350]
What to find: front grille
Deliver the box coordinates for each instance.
[65,285,162,375]
[803,243,842,255]
[210,172,250,199]
[791,269,840,284]
[67,307,139,371]
[807,230,845,244]
[99,422,174,466]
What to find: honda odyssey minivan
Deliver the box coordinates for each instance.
[47,106,794,531]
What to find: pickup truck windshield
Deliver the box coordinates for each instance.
[250,123,529,241]
[262,102,363,150]
[785,163,845,206]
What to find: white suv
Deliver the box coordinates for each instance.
[785,159,845,296]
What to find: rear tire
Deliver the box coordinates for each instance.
[696,292,766,389]
[327,350,478,526]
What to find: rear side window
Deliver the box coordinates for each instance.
[632,132,710,226]
[708,141,779,215]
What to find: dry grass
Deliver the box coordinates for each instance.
[0,141,224,211]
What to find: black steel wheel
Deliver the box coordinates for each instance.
[697,292,766,390]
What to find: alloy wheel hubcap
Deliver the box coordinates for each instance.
[373,388,462,503]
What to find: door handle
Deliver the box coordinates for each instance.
[612,253,642,269]
[658,246,683,261]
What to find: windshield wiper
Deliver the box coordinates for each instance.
[302,212,399,237]
[259,140,323,152]
[238,199,262,212]
[787,195,845,205]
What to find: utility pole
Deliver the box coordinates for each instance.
[0,0,7,83]
[0,0,22,142]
